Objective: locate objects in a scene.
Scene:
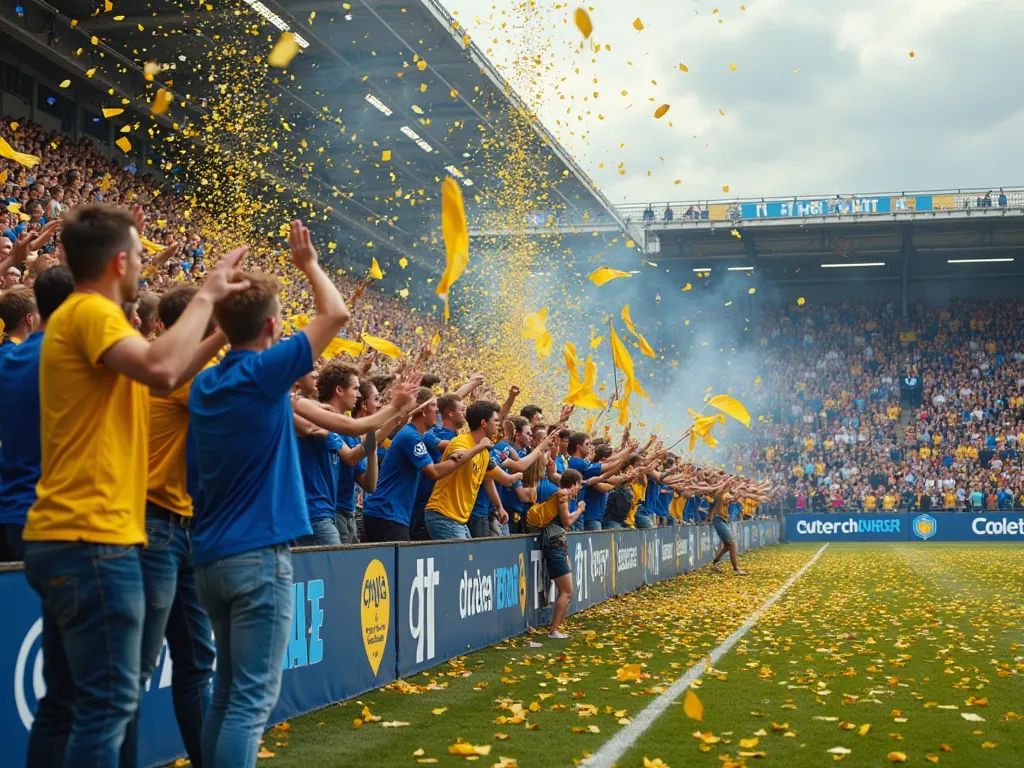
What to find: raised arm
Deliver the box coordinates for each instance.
[293,378,418,437]
[287,220,351,357]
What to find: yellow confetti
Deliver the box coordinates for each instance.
[748,287,756,294]
[797,297,806,306]
[417,60,427,71]
[679,63,688,72]
[268,32,300,68]
[574,8,593,39]
[588,267,632,287]
[683,690,704,721]
[682,283,692,291]
[909,51,915,58]
[115,136,132,153]
[382,150,391,161]
[722,185,730,193]
[151,88,173,115]
[362,334,403,359]
[369,258,384,280]
[632,17,644,31]
[729,62,737,71]
[102,107,124,118]
[653,104,670,119]
[59,79,71,88]
[718,108,726,116]
[399,257,408,268]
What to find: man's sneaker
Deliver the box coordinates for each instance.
[709,561,722,572]
[548,630,569,639]
[733,569,749,576]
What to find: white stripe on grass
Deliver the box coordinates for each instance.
[583,543,830,768]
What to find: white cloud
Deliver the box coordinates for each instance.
[441,0,1024,204]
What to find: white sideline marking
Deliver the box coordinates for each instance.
[583,544,830,768]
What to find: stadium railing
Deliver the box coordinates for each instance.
[0,520,779,767]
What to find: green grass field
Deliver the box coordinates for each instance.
[254,544,1024,767]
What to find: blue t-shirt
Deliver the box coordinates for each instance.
[0,339,16,362]
[362,423,433,526]
[0,332,44,525]
[470,446,504,519]
[568,456,602,479]
[413,425,455,519]
[536,477,559,504]
[580,483,609,523]
[645,479,670,517]
[336,434,367,515]
[298,431,343,521]
[497,443,528,513]
[189,333,314,566]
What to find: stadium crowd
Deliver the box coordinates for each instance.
[0,114,771,768]
[741,300,1024,513]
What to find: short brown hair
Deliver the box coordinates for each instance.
[136,290,160,325]
[437,393,462,417]
[59,203,137,282]
[317,360,359,403]
[415,386,434,406]
[213,271,280,345]
[0,285,37,331]
[157,283,198,328]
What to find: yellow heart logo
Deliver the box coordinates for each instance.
[360,559,390,676]
[518,552,527,616]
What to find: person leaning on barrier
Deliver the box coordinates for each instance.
[22,203,246,768]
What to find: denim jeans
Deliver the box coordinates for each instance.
[569,515,585,532]
[584,519,603,531]
[336,512,359,544]
[23,540,145,768]
[425,509,471,540]
[468,515,491,539]
[602,520,625,529]
[634,513,655,529]
[196,545,293,768]
[293,516,341,547]
[121,507,215,768]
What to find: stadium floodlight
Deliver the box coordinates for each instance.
[444,165,464,178]
[366,94,393,116]
[947,257,1014,264]
[692,267,712,272]
[727,266,754,271]
[240,0,309,48]
[820,262,886,268]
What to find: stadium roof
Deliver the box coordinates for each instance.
[2,0,628,270]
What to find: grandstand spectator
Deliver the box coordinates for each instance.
[663,204,674,222]
[999,189,1008,209]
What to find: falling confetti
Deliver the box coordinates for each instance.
[267,32,300,68]
[632,17,644,31]
[653,104,670,119]
[574,7,593,39]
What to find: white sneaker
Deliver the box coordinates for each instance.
[548,630,569,639]
[528,641,543,648]
[733,569,749,576]
[709,561,722,572]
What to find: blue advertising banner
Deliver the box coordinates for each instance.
[395,537,532,677]
[612,530,645,595]
[565,531,616,615]
[642,527,679,584]
[784,513,1024,542]
[738,196,919,220]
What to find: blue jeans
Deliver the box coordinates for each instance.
[294,516,341,547]
[122,507,215,768]
[196,545,293,768]
[23,540,145,768]
[468,515,491,539]
[635,513,655,529]
[336,512,359,544]
[425,509,470,540]
[584,519,603,531]
[570,515,584,532]
[602,520,625,529]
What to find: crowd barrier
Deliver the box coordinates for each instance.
[784,512,1024,542]
[0,520,779,767]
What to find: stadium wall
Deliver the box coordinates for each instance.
[0,520,779,767]
[783,512,1024,542]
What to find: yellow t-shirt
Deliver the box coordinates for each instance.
[147,377,196,517]
[627,477,646,528]
[426,432,490,524]
[25,293,149,545]
[882,494,897,510]
[669,493,684,521]
[863,495,877,510]
[887,405,900,420]
[943,492,956,509]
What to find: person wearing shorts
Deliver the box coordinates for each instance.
[538,469,584,639]
[710,488,748,575]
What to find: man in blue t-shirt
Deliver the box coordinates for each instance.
[362,389,475,542]
[411,393,464,540]
[188,221,352,766]
[566,431,634,530]
[0,266,73,561]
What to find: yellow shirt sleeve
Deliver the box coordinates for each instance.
[426,433,488,524]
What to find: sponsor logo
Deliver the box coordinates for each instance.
[912,514,937,541]
[459,554,524,619]
[971,516,1024,536]
[409,557,440,664]
[617,544,639,572]
[518,552,527,616]
[646,535,660,578]
[794,518,901,535]
[361,559,390,676]
[284,579,325,669]
[661,542,674,563]
[413,442,428,457]
[573,537,612,602]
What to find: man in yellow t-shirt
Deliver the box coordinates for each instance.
[21,203,245,767]
[863,492,878,511]
[425,400,506,539]
[882,491,897,510]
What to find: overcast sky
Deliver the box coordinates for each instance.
[439,0,1024,206]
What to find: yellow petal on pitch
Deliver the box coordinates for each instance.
[382,150,391,161]
[683,690,704,721]
[369,257,384,279]
[151,88,173,115]
[115,136,132,153]
[632,17,644,30]
[797,297,806,305]
[739,738,759,749]
[0,136,41,168]
[588,267,632,287]
[731,229,742,239]
[887,753,907,763]
[708,393,751,428]
[323,337,364,359]
[102,107,124,118]
[574,7,593,39]
[362,334,403,359]
[411,104,424,114]
[654,104,670,119]
[268,32,301,68]
[437,177,469,306]
[616,664,642,682]
[448,742,491,757]
[679,63,689,72]
[59,79,71,88]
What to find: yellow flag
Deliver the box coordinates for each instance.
[323,337,364,359]
[621,305,656,358]
[437,177,469,316]
[361,334,403,359]
[268,32,300,68]
[588,267,632,287]
[609,322,651,402]
[565,385,605,410]
[522,307,549,340]
[683,690,704,721]
[534,330,553,359]
[140,236,165,254]
[708,394,751,428]
[0,136,41,168]
[369,257,383,279]
[688,410,726,451]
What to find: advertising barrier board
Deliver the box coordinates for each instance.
[784,513,1024,542]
